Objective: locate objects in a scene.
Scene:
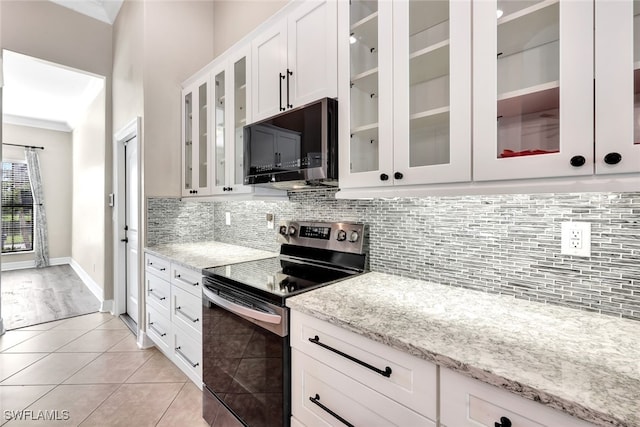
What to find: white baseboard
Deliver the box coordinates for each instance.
[68,259,104,305]
[100,300,114,314]
[137,330,156,349]
[1,256,70,272]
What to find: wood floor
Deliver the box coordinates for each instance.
[2,265,101,330]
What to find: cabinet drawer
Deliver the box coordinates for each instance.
[171,264,202,297]
[146,273,171,316]
[290,310,437,419]
[292,349,435,427]
[145,253,170,281]
[440,369,596,427]
[171,286,202,339]
[173,324,202,384]
[146,304,171,355]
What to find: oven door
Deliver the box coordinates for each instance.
[202,280,290,427]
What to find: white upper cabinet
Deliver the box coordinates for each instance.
[473,0,594,181]
[393,0,471,185]
[339,0,472,189]
[594,0,640,175]
[211,46,255,195]
[251,0,338,123]
[182,75,211,197]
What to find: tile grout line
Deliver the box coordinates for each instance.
[154,381,189,426]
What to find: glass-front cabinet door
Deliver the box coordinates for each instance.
[181,75,211,196]
[473,0,593,181]
[339,0,471,189]
[212,66,227,193]
[594,0,640,175]
[392,0,471,185]
[211,46,253,195]
[229,50,253,193]
[339,0,394,188]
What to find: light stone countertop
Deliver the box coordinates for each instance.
[286,272,640,427]
[145,241,278,270]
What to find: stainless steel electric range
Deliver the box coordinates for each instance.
[201,220,367,427]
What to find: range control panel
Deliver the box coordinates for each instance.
[277,220,366,255]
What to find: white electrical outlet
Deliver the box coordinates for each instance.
[225,212,231,226]
[266,213,274,229]
[561,222,591,257]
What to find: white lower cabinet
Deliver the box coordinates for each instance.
[291,309,598,427]
[290,310,437,426]
[292,349,435,427]
[440,369,596,427]
[145,304,171,355]
[144,253,203,389]
[172,323,202,386]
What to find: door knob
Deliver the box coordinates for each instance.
[379,173,389,181]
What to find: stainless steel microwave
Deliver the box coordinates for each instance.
[243,97,338,190]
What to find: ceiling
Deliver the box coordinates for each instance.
[2,50,105,132]
[1,1,120,133]
[49,0,124,25]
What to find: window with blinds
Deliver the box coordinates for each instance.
[1,162,34,253]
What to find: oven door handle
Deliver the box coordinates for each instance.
[203,288,282,325]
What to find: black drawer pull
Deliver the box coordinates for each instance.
[148,289,166,301]
[309,394,354,427]
[495,416,512,427]
[309,335,392,378]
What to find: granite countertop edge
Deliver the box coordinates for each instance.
[144,241,278,270]
[286,272,638,427]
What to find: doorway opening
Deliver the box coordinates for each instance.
[113,118,141,336]
[1,49,107,330]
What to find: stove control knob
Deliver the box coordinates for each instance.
[288,226,297,236]
[349,231,359,243]
[279,225,288,236]
[336,230,347,241]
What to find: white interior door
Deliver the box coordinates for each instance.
[125,136,139,324]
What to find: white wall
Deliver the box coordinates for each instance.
[72,88,107,296]
[142,1,215,197]
[1,124,73,264]
[112,0,143,134]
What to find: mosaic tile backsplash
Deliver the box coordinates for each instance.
[147,190,640,321]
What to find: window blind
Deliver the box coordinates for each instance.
[1,162,34,253]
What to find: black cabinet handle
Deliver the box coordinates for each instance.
[286,69,293,109]
[279,73,286,112]
[120,237,128,243]
[309,394,354,427]
[604,152,622,165]
[495,416,512,427]
[309,335,392,378]
[380,173,389,181]
[394,172,403,180]
[570,155,586,167]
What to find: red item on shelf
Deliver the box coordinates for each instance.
[499,149,560,158]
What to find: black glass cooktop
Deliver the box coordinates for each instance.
[203,256,358,305]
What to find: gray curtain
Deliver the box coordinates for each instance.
[25,148,49,268]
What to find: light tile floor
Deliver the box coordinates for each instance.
[0,312,209,427]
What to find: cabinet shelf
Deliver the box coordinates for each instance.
[498,0,558,59]
[351,122,378,135]
[410,106,450,131]
[351,68,379,95]
[351,11,378,49]
[410,40,449,85]
[497,81,559,118]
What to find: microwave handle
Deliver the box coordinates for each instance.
[203,287,282,325]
